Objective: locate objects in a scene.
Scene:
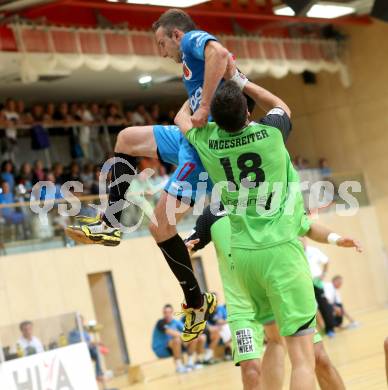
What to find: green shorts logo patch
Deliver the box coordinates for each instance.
[235,328,255,354]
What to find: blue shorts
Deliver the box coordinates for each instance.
[153,346,173,358]
[153,125,212,205]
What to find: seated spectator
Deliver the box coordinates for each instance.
[66,161,81,182]
[39,171,62,200]
[0,181,25,225]
[89,103,104,162]
[32,160,45,185]
[152,304,205,373]
[2,98,20,161]
[78,103,94,160]
[16,162,33,194]
[17,320,44,356]
[52,162,65,185]
[69,103,81,121]
[324,275,358,329]
[319,157,332,178]
[68,315,108,386]
[81,163,94,194]
[1,160,15,192]
[90,166,105,195]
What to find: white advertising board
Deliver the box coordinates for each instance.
[0,342,98,390]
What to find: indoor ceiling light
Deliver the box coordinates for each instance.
[307,3,355,18]
[273,5,295,16]
[138,75,152,85]
[124,0,210,7]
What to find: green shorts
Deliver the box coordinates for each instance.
[229,318,264,365]
[231,239,317,337]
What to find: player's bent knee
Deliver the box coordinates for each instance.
[240,360,261,389]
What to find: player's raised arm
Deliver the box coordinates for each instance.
[175,100,194,134]
[306,222,363,252]
[191,41,229,128]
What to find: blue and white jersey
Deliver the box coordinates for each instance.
[180,30,218,112]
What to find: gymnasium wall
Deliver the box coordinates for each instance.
[252,20,388,249]
[0,206,387,366]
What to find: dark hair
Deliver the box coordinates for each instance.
[163,304,173,310]
[19,321,32,331]
[211,80,248,133]
[152,9,196,36]
[332,275,342,282]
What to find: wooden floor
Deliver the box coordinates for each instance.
[115,309,388,390]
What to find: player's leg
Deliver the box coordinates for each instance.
[286,333,316,390]
[150,137,215,342]
[240,360,261,390]
[229,319,264,390]
[266,240,317,390]
[262,322,286,390]
[66,125,158,245]
[233,241,317,390]
[314,339,345,390]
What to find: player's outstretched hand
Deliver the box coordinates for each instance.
[337,237,363,252]
[191,106,209,128]
[185,238,200,256]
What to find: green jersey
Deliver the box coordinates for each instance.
[186,110,305,249]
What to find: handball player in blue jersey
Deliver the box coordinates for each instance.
[66,9,242,342]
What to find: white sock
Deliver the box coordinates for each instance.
[204,349,213,361]
[187,355,194,366]
[175,359,183,369]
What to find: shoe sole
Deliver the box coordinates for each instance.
[65,227,101,245]
[65,227,120,247]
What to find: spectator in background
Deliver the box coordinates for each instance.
[324,275,358,329]
[32,160,45,185]
[69,103,81,120]
[152,304,205,373]
[78,103,94,160]
[16,99,31,124]
[106,104,124,124]
[17,162,33,193]
[90,166,107,195]
[53,102,72,122]
[167,109,176,125]
[89,103,104,163]
[40,171,62,200]
[44,102,56,123]
[301,237,336,337]
[1,160,15,192]
[0,181,25,226]
[132,104,152,126]
[150,103,160,122]
[17,321,44,356]
[31,104,45,123]
[2,98,20,161]
[81,163,94,194]
[319,158,332,178]
[68,316,109,387]
[66,161,81,182]
[52,162,65,185]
